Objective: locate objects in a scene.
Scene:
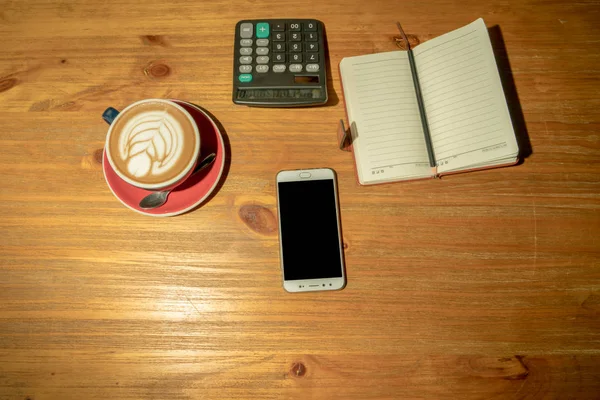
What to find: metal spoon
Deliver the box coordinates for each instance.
[138,152,216,210]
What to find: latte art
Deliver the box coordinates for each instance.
[118,111,184,178]
[106,100,199,188]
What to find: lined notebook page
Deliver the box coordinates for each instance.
[413,18,518,173]
[339,51,432,184]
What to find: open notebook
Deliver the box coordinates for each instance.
[339,18,519,185]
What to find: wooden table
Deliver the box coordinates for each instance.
[1,1,599,398]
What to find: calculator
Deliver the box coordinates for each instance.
[232,19,328,107]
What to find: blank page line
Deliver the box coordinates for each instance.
[357,72,412,79]
[417,37,479,67]
[339,50,433,183]
[370,155,425,163]
[428,99,493,124]
[434,121,501,144]
[420,50,483,77]
[436,142,506,161]
[414,18,518,172]
[426,86,491,113]
[435,129,503,150]
[359,96,416,104]
[424,71,489,96]
[424,78,489,104]
[364,114,416,122]
[420,56,485,87]
[430,106,497,132]
[364,122,422,129]
[370,145,424,152]
[430,103,495,129]
[356,82,407,90]
[366,138,421,146]
[365,132,422,138]
[353,58,400,66]
[362,107,418,116]
[421,64,486,90]
[358,90,412,99]
[357,87,409,94]
[370,161,427,169]
[364,121,422,127]
[431,116,500,138]
[416,30,477,56]
[436,136,504,156]
[361,101,419,110]
[371,146,425,156]
[356,70,412,79]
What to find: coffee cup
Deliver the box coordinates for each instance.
[102,99,201,191]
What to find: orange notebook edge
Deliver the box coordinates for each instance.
[436,158,520,178]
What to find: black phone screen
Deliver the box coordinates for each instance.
[277,179,343,281]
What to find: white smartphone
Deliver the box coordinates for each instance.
[276,168,346,292]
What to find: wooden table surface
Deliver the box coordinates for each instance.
[1,0,599,399]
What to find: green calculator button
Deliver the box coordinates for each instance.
[256,22,269,38]
[238,74,252,83]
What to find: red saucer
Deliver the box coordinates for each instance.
[103,100,226,217]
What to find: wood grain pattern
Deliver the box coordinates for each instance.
[1,0,599,398]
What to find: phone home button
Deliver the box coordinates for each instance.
[299,172,311,178]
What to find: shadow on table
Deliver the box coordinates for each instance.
[323,25,339,107]
[183,105,231,213]
[488,25,532,162]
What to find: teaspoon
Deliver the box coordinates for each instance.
[138,152,216,210]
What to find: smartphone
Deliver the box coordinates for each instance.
[276,168,346,292]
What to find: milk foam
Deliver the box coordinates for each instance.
[117,111,184,178]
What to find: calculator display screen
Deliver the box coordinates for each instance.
[236,88,323,101]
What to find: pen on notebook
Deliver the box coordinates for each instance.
[396,22,436,168]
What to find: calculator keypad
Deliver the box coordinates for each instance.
[235,20,324,83]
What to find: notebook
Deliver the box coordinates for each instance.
[339,18,519,185]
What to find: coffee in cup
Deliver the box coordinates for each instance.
[104,99,200,190]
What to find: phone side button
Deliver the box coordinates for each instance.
[299,172,311,178]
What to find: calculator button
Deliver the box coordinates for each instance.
[240,39,253,47]
[273,32,285,41]
[240,47,252,56]
[290,43,301,52]
[273,54,285,63]
[239,65,252,73]
[289,64,303,73]
[256,65,269,73]
[256,22,269,38]
[305,32,317,41]
[289,23,301,31]
[256,39,269,47]
[240,23,253,39]
[305,42,319,52]
[273,64,286,73]
[306,64,320,72]
[239,56,252,64]
[238,74,252,83]
[290,53,302,63]
[274,42,285,52]
[290,32,301,41]
[273,22,285,31]
[256,47,269,55]
[256,56,269,64]
[306,53,319,63]
[304,21,317,31]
